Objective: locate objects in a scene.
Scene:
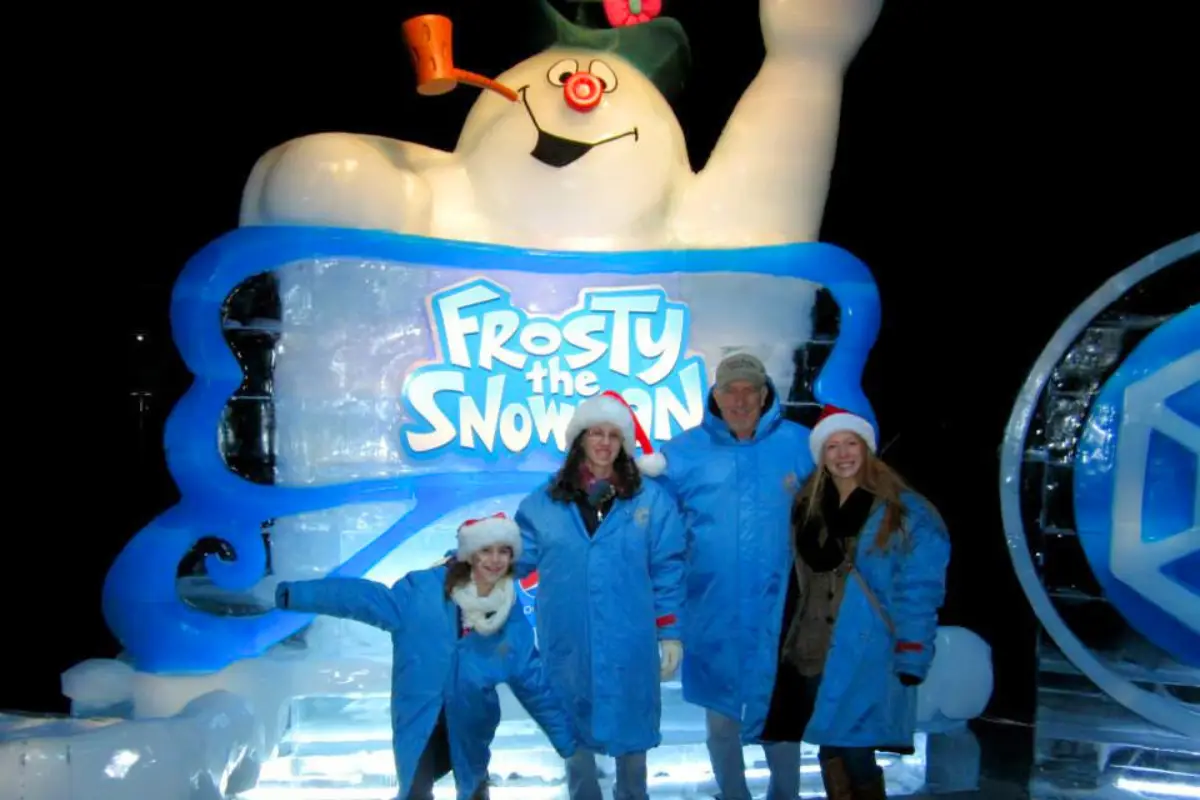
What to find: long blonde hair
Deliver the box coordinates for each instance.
[794,434,910,551]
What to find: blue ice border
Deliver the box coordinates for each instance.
[104,226,882,673]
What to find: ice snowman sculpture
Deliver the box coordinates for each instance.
[103,0,894,676]
[76,6,997,794]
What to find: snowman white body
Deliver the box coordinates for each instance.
[240,0,883,252]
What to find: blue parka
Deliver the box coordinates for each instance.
[804,491,951,750]
[514,478,687,757]
[275,565,576,800]
[656,381,814,740]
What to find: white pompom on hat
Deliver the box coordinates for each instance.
[563,390,667,477]
[809,404,878,465]
[456,512,522,561]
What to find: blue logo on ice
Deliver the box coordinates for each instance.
[1074,303,1200,667]
[400,278,708,462]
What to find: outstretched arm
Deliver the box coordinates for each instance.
[671,0,884,245]
[277,577,408,633]
[891,499,951,683]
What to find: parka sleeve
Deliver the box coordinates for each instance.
[277,577,409,633]
[513,493,541,580]
[505,624,577,759]
[649,488,688,640]
[891,498,951,681]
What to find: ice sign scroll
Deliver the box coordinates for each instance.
[103,226,880,673]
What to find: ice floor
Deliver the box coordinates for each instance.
[237,681,935,800]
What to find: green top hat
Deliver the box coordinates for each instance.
[525,0,692,102]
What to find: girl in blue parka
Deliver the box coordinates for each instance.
[759,404,951,800]
[273,513,577,800]
[515,390,687,800]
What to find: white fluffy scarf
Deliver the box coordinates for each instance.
[450,576,514,636]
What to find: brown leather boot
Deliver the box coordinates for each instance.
[820,756,855,800]
[853,772,888,800]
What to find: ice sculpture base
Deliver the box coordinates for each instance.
[1031,637,1200,800]
[1,647,958,800]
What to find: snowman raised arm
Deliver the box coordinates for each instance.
[240,0,882,251]
[672,0,883,246]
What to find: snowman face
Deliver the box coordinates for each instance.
[456,48,689,244]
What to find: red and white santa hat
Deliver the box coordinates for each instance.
[563,390,667,477]
[809,404,878,465]
[456,512,522,561]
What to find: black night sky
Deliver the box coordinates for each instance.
[8,0,1196,736]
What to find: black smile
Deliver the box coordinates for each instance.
[518,85,638,168]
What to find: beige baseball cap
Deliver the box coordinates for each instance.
[715,353,767,390]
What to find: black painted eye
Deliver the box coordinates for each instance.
[547,58,579,87]
[589,60,618,93]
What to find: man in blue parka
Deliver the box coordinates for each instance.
[273,512,577,800]
[655,353,814,800]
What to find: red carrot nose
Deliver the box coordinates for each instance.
[564,72,604,112]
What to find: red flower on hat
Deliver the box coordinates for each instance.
[604,0,662,26]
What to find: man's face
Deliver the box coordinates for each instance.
[714,380,767,438]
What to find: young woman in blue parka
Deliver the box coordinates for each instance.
[272,513,577,800]
[514,390,687,800]
[759,404,951,800]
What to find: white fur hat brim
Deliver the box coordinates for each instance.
[809,412,877,465]
[565,394,637,455]
[457,516,522,561]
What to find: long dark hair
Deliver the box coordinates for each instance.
[442,554,515,598]
[548,432,642,503]
[793,434,910,551]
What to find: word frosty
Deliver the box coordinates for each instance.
[402,279,707,458]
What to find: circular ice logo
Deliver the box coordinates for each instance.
[1074,305,1200,667]
[999,232,1200,740]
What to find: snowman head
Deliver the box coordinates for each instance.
[457,47,689,242]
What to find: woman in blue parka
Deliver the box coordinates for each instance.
[273,512,577,800]
[759,404,951,800]
[515,390,687,800]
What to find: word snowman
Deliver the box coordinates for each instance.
[240,0,883,252]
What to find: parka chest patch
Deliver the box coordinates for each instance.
[634,507,651,527]
[783,471,799,493]
[495,641,511,658]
